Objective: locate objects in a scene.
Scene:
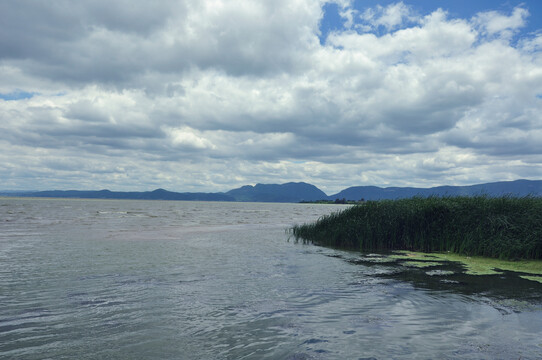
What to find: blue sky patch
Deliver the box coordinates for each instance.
[319,0,542,44]
[0,91,37,101]
[319,3,345,44]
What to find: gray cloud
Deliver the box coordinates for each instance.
[0,0,320,87]
[1,1,542,193]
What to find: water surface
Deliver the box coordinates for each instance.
[1,198,541,359]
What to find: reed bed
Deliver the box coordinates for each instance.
[292,196,542,260]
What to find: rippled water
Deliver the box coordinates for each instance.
[1,198,541,359]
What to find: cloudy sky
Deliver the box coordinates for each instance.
[1,0,541,194]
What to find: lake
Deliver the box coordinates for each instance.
[1,198,541,359]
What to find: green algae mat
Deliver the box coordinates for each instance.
[374,250,542,281]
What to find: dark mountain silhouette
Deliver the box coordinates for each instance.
[329,179,542,201]
[14,189,235,201]
[225,182,328,202]
[3,179,541,202]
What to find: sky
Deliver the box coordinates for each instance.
[1,1,541,194]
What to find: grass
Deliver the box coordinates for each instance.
[292,196,542,260]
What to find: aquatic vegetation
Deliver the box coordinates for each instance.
[352,250,542,279]
[402,261,442,268]
[389,252,444,261]
[520,275,542,284]
[292,196,542,260]
[394,251,542,276]
[356,255,397,263]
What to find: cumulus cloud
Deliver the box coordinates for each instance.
[473,6,529,38]
[360,2,417,32]
[0,1,541,193]
[167,127,216,150]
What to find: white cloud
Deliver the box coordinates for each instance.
[474,6,529,37]
[0,1,541,192]
[520,33,542,53]
[360,2,417,31]
[339,7,357,29]
[167,126,216,150]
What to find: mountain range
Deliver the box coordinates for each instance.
[2,179,542,203]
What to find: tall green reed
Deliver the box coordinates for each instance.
[291,196,542,260]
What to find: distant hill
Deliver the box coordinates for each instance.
[329,179,542,201]
[13,189,235,201]
[2,179,541,202]
[226,182,328,202]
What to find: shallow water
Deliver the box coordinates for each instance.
[1,198,541,359]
